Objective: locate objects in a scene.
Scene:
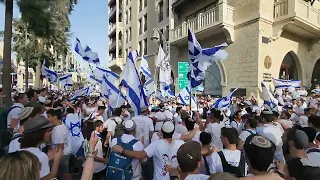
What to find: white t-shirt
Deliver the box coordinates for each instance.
[8,136,21,153]
[175,124,188,135]
[207,149,242,174]
[52,124,72,155]
[144,139,185,180]
[121,111,131,122]
[239,129,257,142]
[306,148,320,167]
[205,122,223,150]
[299,115,309,127]
[7,103,24,130]
[103,117,123,141]
[64,113,84,155]
[22,147,50,178]
[231,120,244,135]
[260,124,284,161]
[185,174,210,180]
[152,111,166,131]
[92,132,107,173]
[111,134,144,180]
[132,115,154,148]
[163,110,173,120]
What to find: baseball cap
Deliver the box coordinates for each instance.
[124,120,136,131]
[161,121,175,133]
[23,116,53,133]
[18,107,34,120]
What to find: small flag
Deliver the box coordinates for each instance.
[178,86,196,108]
[213,88,238,111]
[74,38,100,64]
[273,78,301,89]
[261,82,278,111]
[41,60,58,83]
[59,74,73,89]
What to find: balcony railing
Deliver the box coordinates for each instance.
[109,7,116,20]
[171,1,234,42]
[274,0,320,27]
[108,0,116,6]
[109,24,116,35]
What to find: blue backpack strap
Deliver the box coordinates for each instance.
[8,106,22,113]
[307,148,320,154]
[245,129,255,135]
[128,138,138,147]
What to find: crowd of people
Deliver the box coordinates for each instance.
[0,85,320,180]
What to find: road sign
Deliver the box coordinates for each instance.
[178,62,189,90]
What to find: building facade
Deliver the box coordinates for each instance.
[170,0,320,96]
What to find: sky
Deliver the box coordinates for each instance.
[0,0,109,69]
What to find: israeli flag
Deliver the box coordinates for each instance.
[41,60,58,83]
[83,86,94,96]
[101,75,126,111]
[273,78,301,89]
[178,86,197,108]
[187,29,228,88]
[139,55,152,80]
[59,74,73,89]
[70,87,86,101]
[143,79,155,97]
[261,82,278,111]
[120,51,148,115]
[74,38,100,64]
[213,88,238,111]
[160,82,174,98]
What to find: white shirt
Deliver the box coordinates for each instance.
[299,115,309,127]
[163,110,173,120]
[7,103,24,130]
[185,174,210,180]
[22,147,50,178]
[111,134,144,180]
[144,139,185,180]
[121,111,131,122]
[132,115,154,148]
[205,122,223,150]
[306,148,320,167]
[8,136,21,153]
[52,124,72,155]
[152,111,166,131]
[175,124,188,135]
[239,129,256,142]
[64,113,84,155]
[260,124,284,161]
[103,117,123,141]
[93,131,107,173]
[207,149,242,174]
[231,120,244,135]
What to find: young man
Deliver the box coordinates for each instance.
[112,121,185,180]
[231,111,244,135]
[46,109,72,180]
[7,93,27,131]
[209,127,245,177]
[103,107,123,147]
[92,119,108,180]
[238,118,258,150]
[308,115,320,144]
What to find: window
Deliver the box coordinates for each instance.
[165,25,169,40]
[129,8,131,21]
[144,15,147,31]
[139,18,142,34]
[166,1,169,17]
[139,0,142,12]
[126,11,128,23]
[129,28,131,41]
[144,0,147,7]
[158,1,164,22]
[126,30,128,43]
[126,0,129,5]
[143,39,147,55]
[139,41,142,55]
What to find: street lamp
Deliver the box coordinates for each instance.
[151,28,169,54]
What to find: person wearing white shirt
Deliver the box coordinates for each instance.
[207,127,245,177]
[238,118,258,151]
[231,110,244,135]
[163,106,174,121]
[204,109,224,150]
[131,107,154,148]
[47,109,72,180]
[103,108,123,147]
[112,121,185,180]
[177,141,209,180]
[301,127,320,167]
[110,120,145,180]
[120,105,131,122]
[7,93,27,131]
[151,110,167,132]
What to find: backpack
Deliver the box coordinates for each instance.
[245,129,257,135]
[217,151,246,177]
[307,148,320,154]
[106,137,138,180]
[111,118,125,138]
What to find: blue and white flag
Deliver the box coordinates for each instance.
[213,88,238,111]
[139,55,152,80]
[120,51,148,115]
[178,86,196,108]
[157,45,172,85]
[261,82,278,111]
[70,86,93,100]
[187,29,228,88]
[101,75,126,111]
[160,82,174,98]
[59,74,73,89]
[273,78,301,89]
[74,38,100,64]
[143,79,155,97]
[41,60,58,83]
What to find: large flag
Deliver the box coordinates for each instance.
[59,74,73,89]
[213,88,238,111]
[101,75,126,111]
[143,79,155,97]
[159,82,174,98]
[157,45,172,85]
[187,29,228,88]
[273,78,301,89]
[139,55,155,97]
[120,51,148,115]
[41,60,58,83]
[89,66,119,84]
[178,86,196,108]
[74,38,100,64]
[261,82,278,111]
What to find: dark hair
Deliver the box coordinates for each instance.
[287,158,320,180]
[308,115,320,129]
[98,106,106,111]
[262,112,276,123]
[29,106,43,118]
[82,121,94,140]
[162,129,175,139]
[244,135,276,172]
[94,120,103,129]
[200,132,212,146]
[221,127,238,144]
[120,105,127,109]
[302,127,316,143]
[176,107,182,114]
[19,128,49,148]
[26,89,37,99]
[67,108,75,114]
[247,118,258,129]
[287,128,305,150]
[46,109,62,120]
[113,108,122,117]
[254,115,263,124]
[210,108,223,122]
[185,119,195,131]
[13,93,25,103]
[245,107,252,115]
[177,141,202,173]
[235,110,242,117]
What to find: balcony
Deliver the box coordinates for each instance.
[273,0,320,39]
[109,7,116,23]
[109,41,122,52]
[109,24,116,37]
[108,58,124,71]
[170,1,234,45]
[108,0,116,6]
